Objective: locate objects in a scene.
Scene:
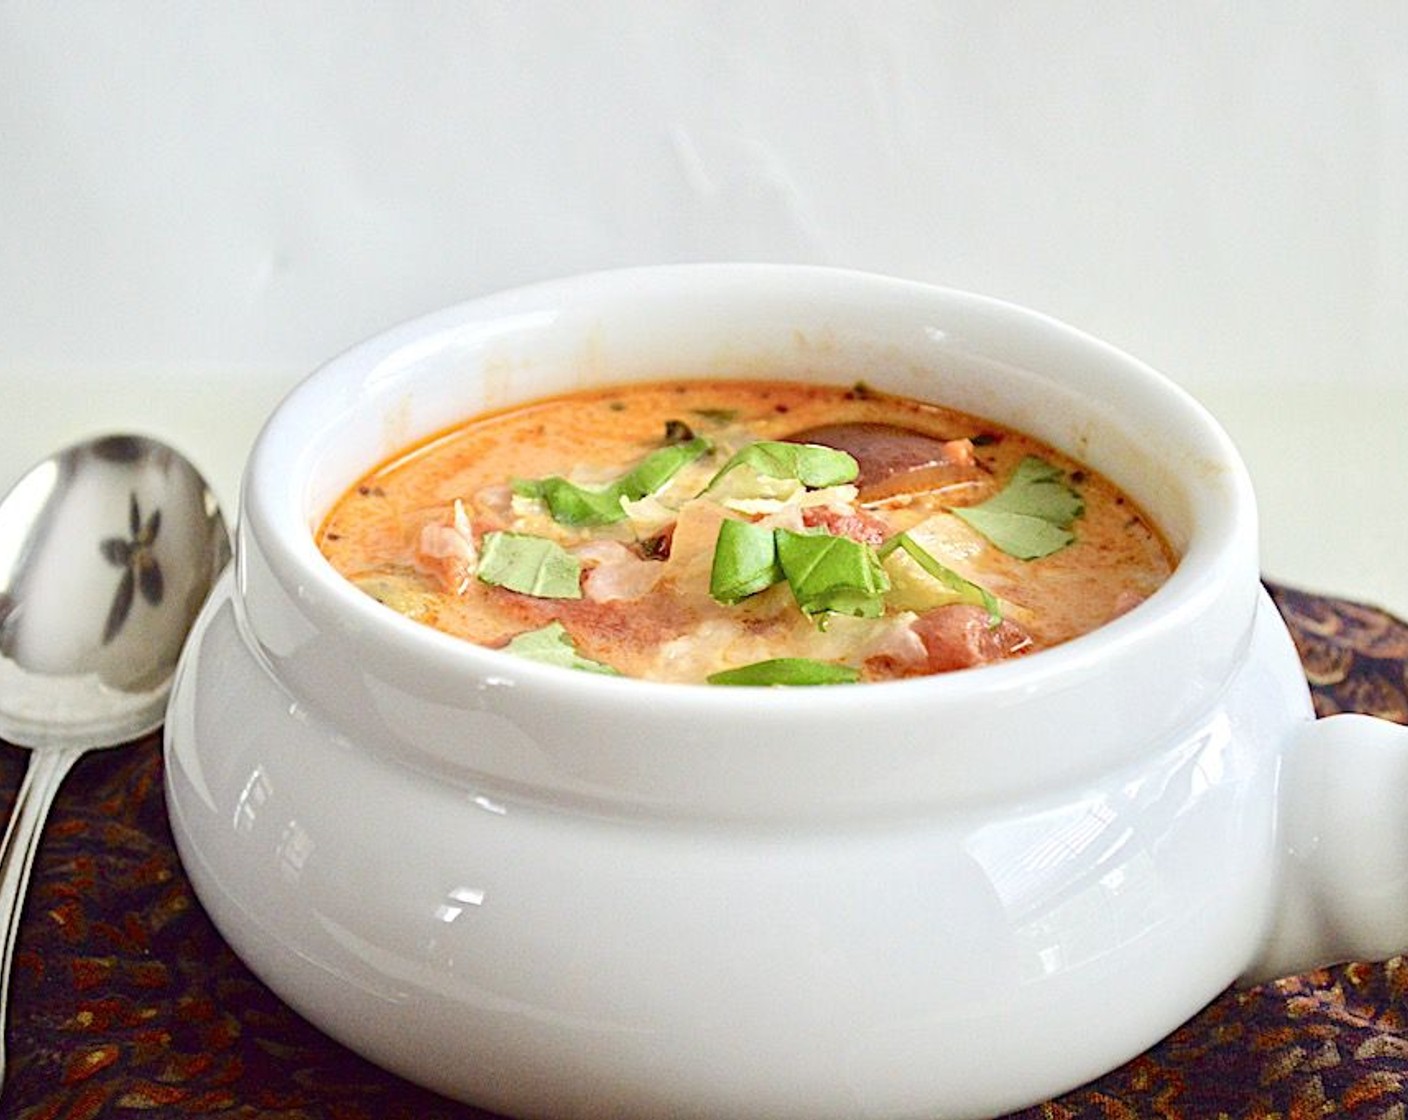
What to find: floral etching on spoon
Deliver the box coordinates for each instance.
[100,492,165,645]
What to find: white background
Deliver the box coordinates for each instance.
[3,3,1405,613]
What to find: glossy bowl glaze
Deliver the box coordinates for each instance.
[164,265,1408,1120]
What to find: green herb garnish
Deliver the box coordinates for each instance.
[774,529,889,619]
[503,622,619,674]
[708,522,893,619]
[709,518,784,604]
[878,532,1002,624]
[952,456,1084,559]
[627,436,711,494]
[514,437,712,527]
[707,658,860,686]
[706,441,858,492]
[477,532,582,598]
[514,477,629,526]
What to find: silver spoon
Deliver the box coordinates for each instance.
[0,434,229,1086]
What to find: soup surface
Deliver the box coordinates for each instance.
[317,380,1175,685]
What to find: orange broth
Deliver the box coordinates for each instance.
[317,380,1175,684]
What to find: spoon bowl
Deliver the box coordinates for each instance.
[0,433,229,1085]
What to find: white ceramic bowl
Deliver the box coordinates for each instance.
[164,265,1408,1120]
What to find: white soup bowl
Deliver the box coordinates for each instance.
[164,265,1408,1119]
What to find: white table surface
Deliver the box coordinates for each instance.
[4,370,1406,621]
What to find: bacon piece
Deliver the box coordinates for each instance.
[576,541,666,602]
[414,500,477,595]
[786,422,984,501]
[907,604,1033,673]
[471,484,516,533]
[801,505,889,545]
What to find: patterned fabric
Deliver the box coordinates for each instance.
[1,582,1405,1119]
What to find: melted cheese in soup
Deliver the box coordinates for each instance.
[317,380,1175,685]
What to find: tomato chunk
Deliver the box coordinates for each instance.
[909,604,1033,673]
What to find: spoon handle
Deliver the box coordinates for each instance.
[0,744,86,1087]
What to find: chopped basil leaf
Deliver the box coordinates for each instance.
[625,436,711,495]
[514,437,711,527]
[775,529,889,619]
[952,455,1084,559]
[709,518,784,604]
[477,532,582,598]
[878,532,1002,625]
[504,622,619,674]
[707,441,858,492]
[513,476,626,525]
[707,658,860,686]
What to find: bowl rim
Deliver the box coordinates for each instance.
[239,263,1259,718]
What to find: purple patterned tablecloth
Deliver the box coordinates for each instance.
[2,581,1406,1119]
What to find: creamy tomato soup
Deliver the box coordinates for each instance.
[317,380,1175,684]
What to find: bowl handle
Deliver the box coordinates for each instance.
[1244,712,1408,983]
